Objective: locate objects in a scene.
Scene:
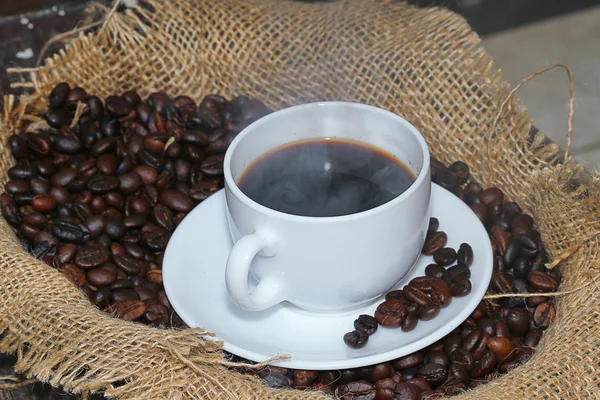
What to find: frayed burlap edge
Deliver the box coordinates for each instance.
[2,0,600,398]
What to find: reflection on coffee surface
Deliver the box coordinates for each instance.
[238,138,416,217]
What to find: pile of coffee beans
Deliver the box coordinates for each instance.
[1,83,269,327]
[343,231,473,349]
[1,84,561,399]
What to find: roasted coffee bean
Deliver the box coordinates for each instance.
[528,271,560,292]
[105,95,132,116]
[108,300,145,321]
[404,378,430,394]
[30,177,50,195]
[374,300,407,327]
[401,312,418,332]
[54,135,83,154]
[450,348,475,371]
[19,223,38,239]
[394,353,424,370]
[181,129,209,146]
[52,220,91,244]
[49,82,70,107]
[469,203,487,225]
[393,382,421,400]
[417,304,440,321]
[105,218,126,240]
[523,327,543,348]
[512,257,532,279]
[491,272,513,294]
[513,234,537,257]
[5,179,30,195]
[114,254,141,275]
[354,314,378,335]
[152,204,174,231]
[417,363,447,387]
[505,308,531,336]
[425,264,446,279]
[146,268,163,285]
[426,350,450,367]
[8,165,34,180]
[486,336,514,362]
[402,286,431,306]
[447,161,469,185]
[457,243,473,267]
[159,189,194,212]
[344,330,369,349]
[87,268,117,286]
[427,217,439,234]
[480,187,504,206]
[422,231,447,255]
[446,264,471,280]
[432,247,456,266]
[75,245,109,269]
[112,288,139,302]
[471,352,497,378]
[143,228,170,251]
[533,302,556,329]
[336,381,376,399]
[88,175,120,194]
[430,279,452,308]
[200,154,224,176]
[450,276,471,297]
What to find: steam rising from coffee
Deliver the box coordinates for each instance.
[238,138,415,217]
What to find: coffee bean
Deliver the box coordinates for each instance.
[523,327,542,348]
[427,217,439,234]
[430,279,452,308]
[5,179,30,195]
[426,350,449,367]
[75,246,109,269]
[528,271,559,291]
[486,336,514,362]
[446,264,471,280]
[471,352,497,378]
[146,268,163,285]
[533,302,556,329]
[393,382,421,400]
[457,243,473,267]
[31,194,57,213]
[417,363,447,387]
[422,231,447,255]
[491,272,512,294]
[336,381,376,399]
[354,314,378,335]
[106,95,133,116]
[87,268,117,286]
[200,154,224,176]
[513,234,537,257]
[480,187,504,206]
[109,300,145,321]
[105,218,126,240]
[417,304,440,321]
[432,247,456,266]
[505,308,531,336]
[450,276,471,297]
[450,348,475,371]
[425,264,446,279]
[54,136,83,154]
[143,228,170,251]
[52,220,91,244]
[375,300,407,327]
[403,286,431,306]
[8,165,34,181]
[447,161,469,185]
[110,278,133,290]
[159,189,194,212]
[114,254,141,275]
[344,330,369,349]
[49,82,70,107]
[401,312,418,332]
[112,288,139,302]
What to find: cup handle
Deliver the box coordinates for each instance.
[225,233,283,311]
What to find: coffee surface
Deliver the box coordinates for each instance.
[238,138,415,217]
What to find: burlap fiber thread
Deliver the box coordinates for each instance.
[1,0,599,398]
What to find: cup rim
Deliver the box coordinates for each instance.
[223,101,431,223]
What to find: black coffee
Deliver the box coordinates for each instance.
[238,138,416,217]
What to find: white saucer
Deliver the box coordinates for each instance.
[163,184,493,370]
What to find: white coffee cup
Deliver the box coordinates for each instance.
[224,102,431,312]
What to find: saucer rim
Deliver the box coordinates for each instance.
[163,183,494,370]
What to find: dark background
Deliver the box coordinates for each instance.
[0,0,599,399]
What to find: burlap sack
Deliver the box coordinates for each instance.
[1,0,598,398]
